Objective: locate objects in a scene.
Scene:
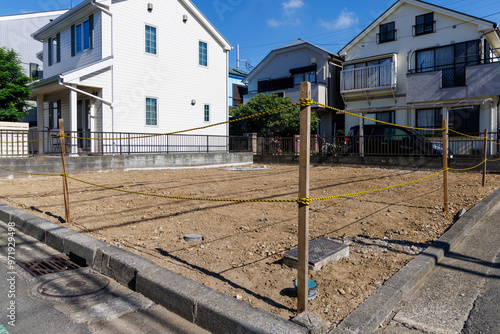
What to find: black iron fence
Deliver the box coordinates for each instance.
[255,132,498,158]
[0,130,251,157]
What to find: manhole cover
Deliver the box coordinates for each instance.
[37,274,109,298]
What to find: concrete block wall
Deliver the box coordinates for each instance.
[0,152,253,179]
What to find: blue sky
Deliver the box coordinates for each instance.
[2,0,500,70]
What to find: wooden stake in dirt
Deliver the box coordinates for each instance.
[483,129,488,187]
[59,119,71,223]
[442,119,448,212]
[297,81,311,313]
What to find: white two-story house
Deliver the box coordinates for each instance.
[243,39,344,137]
[339,0,500,154]
[30,0,231,154]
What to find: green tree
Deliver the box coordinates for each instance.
[0,47,33,122]
[230,93,318,137]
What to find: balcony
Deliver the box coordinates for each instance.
[341,62,396,94]
[407,55,500,103]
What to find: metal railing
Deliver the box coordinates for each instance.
[341,62,395,92]
[0,130,251,157]
[257,132,498,158]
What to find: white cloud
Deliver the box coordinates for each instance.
[267,0,304,27]
[320,8,359,30]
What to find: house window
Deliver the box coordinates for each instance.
[71,14,94,56]
[416,109,442,130]
[48,100,61,129]
[146,98,158,126]
[364,111,394,125]
[145,25,157,54]
[449,106,480,134]
[199,41,208,66]
[414,13,434,36]
[48,33,60,66]
[378,22,396,43]
[415,40,480,87]
[204,104,210,122]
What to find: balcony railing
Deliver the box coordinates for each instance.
[341,62,396,93]
[408,53,500,88]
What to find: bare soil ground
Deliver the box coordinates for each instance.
[1,164,498,328]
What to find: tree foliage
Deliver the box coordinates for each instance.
[230,94,318,137]
[0,47,33,122]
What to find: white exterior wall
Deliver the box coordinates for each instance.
[109,0,228,135]
[43,11,103,78]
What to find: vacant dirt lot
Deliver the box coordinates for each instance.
[0,164,498,327]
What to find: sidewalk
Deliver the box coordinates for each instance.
[0,220,210,334]
[382,199,500,333]
[332,189,500,334]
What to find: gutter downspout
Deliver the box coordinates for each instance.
[90,0,115,152]
[479,24,498,63]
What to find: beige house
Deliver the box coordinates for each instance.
[339,0,500,153]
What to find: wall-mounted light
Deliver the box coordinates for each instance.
[147,3,153,12]
[191,99,196,106]
[183,14,188,22]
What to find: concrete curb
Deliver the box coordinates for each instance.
[331,188,500,334]
[0,201,308,334]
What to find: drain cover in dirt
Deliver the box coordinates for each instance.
[37,273,110,298]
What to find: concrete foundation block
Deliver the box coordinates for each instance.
[291,312,326,334]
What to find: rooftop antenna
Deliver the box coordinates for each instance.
[236,44,253,71]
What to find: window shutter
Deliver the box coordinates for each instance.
[56,33,61,63]
[49,103,54,128]
[71,25,76,56]
[48,37,52,66]
[89,14,94,49]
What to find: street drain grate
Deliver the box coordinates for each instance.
[17,256,81,277]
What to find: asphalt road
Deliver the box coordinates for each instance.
[461,251,500,334]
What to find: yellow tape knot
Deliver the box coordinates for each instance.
[297,196,311,206]
[299,98,314,107]
[55,133,65,138]
[61,173,68,177]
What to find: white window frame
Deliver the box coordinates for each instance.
[145,24,157,55]
[199,40,208,67]
[74,18,91,54]
[145,97,158,126]
[204,104,210,122]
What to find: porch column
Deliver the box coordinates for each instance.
[90,100,96,153]
[37,94,44,155]
[69,86,78,155]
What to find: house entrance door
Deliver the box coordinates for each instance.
[77,99,91,152]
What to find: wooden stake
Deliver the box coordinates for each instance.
[482,129,488,187]
[442,119,448,212]
[59,119,71,223]
[297,82,311,313]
